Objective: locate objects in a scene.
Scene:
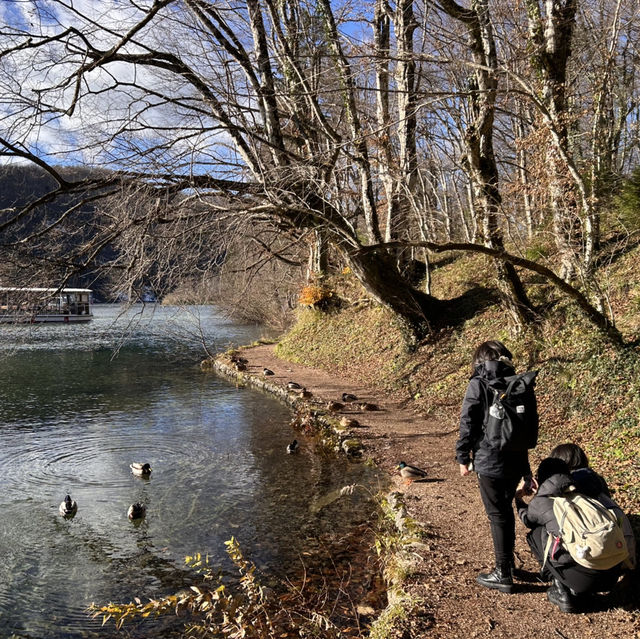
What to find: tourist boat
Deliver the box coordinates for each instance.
[0,287,93,323]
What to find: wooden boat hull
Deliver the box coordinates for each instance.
[0,313,93,323]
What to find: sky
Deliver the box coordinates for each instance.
[0,0,235,171]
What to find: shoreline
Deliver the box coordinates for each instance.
[205,347,425,635]
[204,343,639,639]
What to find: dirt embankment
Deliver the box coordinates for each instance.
[216,344,639,639]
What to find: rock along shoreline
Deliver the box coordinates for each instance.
[203,347,424,636]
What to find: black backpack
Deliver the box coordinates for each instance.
[479,371,539,451]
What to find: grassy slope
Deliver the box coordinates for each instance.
[275,251,640,516]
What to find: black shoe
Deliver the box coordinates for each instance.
[476,565,514,593]
[547,579,577,613]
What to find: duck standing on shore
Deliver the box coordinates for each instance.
[396,461,427,484]
[287,381,303,391]
[263,368,275,376]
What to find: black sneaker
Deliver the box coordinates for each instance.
[476,566,514,593]
[547,580,577,613]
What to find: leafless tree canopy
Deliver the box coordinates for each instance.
[1,0,639,339]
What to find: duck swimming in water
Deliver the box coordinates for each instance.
[130,462,152,477]
[395,461,427,485]
[128,503,146,520]
[287,439,300,454]
[59,495,77,518]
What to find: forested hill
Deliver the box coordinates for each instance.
[0,163,97,208]
[0,164,114,298]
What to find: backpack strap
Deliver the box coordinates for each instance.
[542,531,561,571]
[503,370,538,398]
[476,377,502,427]
[576,493,619,524]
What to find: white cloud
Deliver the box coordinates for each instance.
[0,0,257,174]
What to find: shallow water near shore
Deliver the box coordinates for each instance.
[0,304,383,638]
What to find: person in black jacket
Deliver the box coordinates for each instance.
[515,457,624,613]
[456,340,535,593]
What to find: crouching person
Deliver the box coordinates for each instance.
[515,458,628,613]
[549,442,636,573]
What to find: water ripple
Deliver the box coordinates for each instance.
[0,305,383,638]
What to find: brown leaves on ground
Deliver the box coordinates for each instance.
[234,344,640,639]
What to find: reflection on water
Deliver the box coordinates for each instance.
[0,305,383,638]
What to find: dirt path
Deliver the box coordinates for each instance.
[228,344,638,639]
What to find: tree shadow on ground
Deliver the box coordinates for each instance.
[593,232,640,270]
[434,285,501,332]
[610,560,640,612]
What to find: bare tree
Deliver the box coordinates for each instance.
[1,0,637,342]
[429,0,535,329]
[0,0,444,332]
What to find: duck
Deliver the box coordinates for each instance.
[286,439,300,454]
[396,461,427,485]
[357,402,379,411]
[130,462,152,477]
[288,383,311,398]
[263,368,275,376]
[340,416,361,429]
[287,381,303,391]
[341,393,358,402]
[59,494,78,518]
[128,502,147,520]
[326,401,344,412]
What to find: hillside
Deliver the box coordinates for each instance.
[0,164,115,297]
[276,248,640,513]
[261,246,640,636]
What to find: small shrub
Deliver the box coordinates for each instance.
[90,538,343,638]
[298,284,333,309]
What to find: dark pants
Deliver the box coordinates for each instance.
[526,525,621,594]
[477,473,520,567]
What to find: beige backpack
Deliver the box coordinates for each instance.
[545,490,629,571]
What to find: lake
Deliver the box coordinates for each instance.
[0,304,383,638]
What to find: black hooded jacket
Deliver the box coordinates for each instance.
[570,467,610,498]
[517,471,573,537]
[518,472,577,567]
[456,359,532,479]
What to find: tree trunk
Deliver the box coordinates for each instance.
[307,229,328,280]
[373,0,396,244]
[345,248,441,335]
[439,0,536,330]
[525,0,581,280]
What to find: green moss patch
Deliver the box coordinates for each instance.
[275,305,414,391]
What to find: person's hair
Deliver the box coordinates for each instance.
[535,457,570,485]
[471,340,513,373]
[548,443,589,470]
